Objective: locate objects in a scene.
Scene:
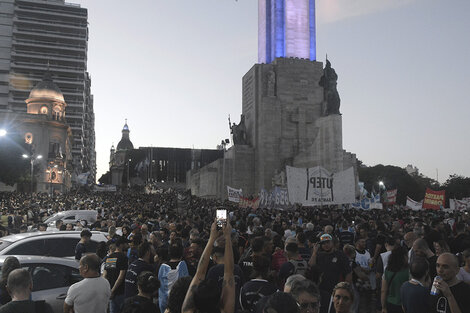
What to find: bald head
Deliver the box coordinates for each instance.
[436,252,460,282]
[437,253,459,268]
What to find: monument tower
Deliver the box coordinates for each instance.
[188,0,357,199]
[258,0,316,63]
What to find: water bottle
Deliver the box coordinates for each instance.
[430,276,441,295]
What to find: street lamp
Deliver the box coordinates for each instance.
[0,129,6,137]
[23,153,42,194]
[127,158,132,188]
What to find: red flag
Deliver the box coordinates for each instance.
[422,188,445,210]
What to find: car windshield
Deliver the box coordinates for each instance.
[0,240,12,252]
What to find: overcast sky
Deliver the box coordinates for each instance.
[73,0,470,184]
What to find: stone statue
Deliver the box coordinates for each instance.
[319,59,341,115]
[272,169,287,187]
[229,114,248,145]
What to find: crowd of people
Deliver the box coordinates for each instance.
[0,189,470,313]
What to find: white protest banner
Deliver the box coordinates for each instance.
[386,189,397,204]
[286,166,355,206]
[449,199,470,211]
[405,196,422,211]
[227,186,242,203]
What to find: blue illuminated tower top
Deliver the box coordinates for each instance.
[258,0,316,64]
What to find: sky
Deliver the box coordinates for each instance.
[73,0,470,184]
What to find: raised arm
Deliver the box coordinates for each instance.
[182,221,218,313]
[221,221,235,313]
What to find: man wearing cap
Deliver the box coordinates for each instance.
[309,233,352,313]
[75,229,92,260]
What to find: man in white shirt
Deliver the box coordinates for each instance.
[64,253,111,313]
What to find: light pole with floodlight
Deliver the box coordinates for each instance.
[23,153,42,194]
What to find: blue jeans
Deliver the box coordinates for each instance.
[110,293,125,313]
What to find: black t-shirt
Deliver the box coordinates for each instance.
[240,279,277,312]
[400,281,430,313]
[122,295,160,313]
[104,251,128,295]
[427,255,438,280]
[124,259,155,299]
[75,242,87,260]
[0,300,36,313]
[316,250,351,292]
[239,254,254,280]
[207,264,246,311]
[430,281,470,313]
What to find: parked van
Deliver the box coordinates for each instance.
[44,210,98,228]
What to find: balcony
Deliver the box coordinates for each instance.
[13,26,87,41]
[13,15,87,30]
[11,61,85,74]
[12,50,86,65]
[12,38,86,52]
[15,6,87,20]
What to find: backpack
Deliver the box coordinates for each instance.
[289,259,308,276]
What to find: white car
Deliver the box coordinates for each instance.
[0,255,81,313]
[0,231,108,258]
[44,210,98,229]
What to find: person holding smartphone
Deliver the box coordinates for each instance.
[182,217,235,313]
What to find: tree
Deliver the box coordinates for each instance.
[442,174,470,201]
[358,163,440,205]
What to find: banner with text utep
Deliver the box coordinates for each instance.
[422,188,445,210]
[286,166,356,206]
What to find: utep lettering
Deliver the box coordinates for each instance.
[309,177,333,189]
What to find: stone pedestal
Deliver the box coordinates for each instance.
[188,58,357,199]
[294,114,344,173]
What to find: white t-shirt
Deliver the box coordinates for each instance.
[65,276,111,313]
[456,267,470,283]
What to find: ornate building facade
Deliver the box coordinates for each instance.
[0,72,73,193]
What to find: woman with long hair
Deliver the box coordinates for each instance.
[381,246,409,313]
[433,240,450,256]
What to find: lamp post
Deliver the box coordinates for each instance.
[22,153,42,194]
[378,181,386,207]
[0,129,6,137]
[127,158,132,188]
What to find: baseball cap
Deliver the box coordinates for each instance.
[320,234,332,242]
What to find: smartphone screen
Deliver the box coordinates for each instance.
[216,209,227,228]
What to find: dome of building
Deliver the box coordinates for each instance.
[116,121,134,150]
[117,139,133,150]
[28,72,65,102]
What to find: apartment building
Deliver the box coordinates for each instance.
[0,0,95,182]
